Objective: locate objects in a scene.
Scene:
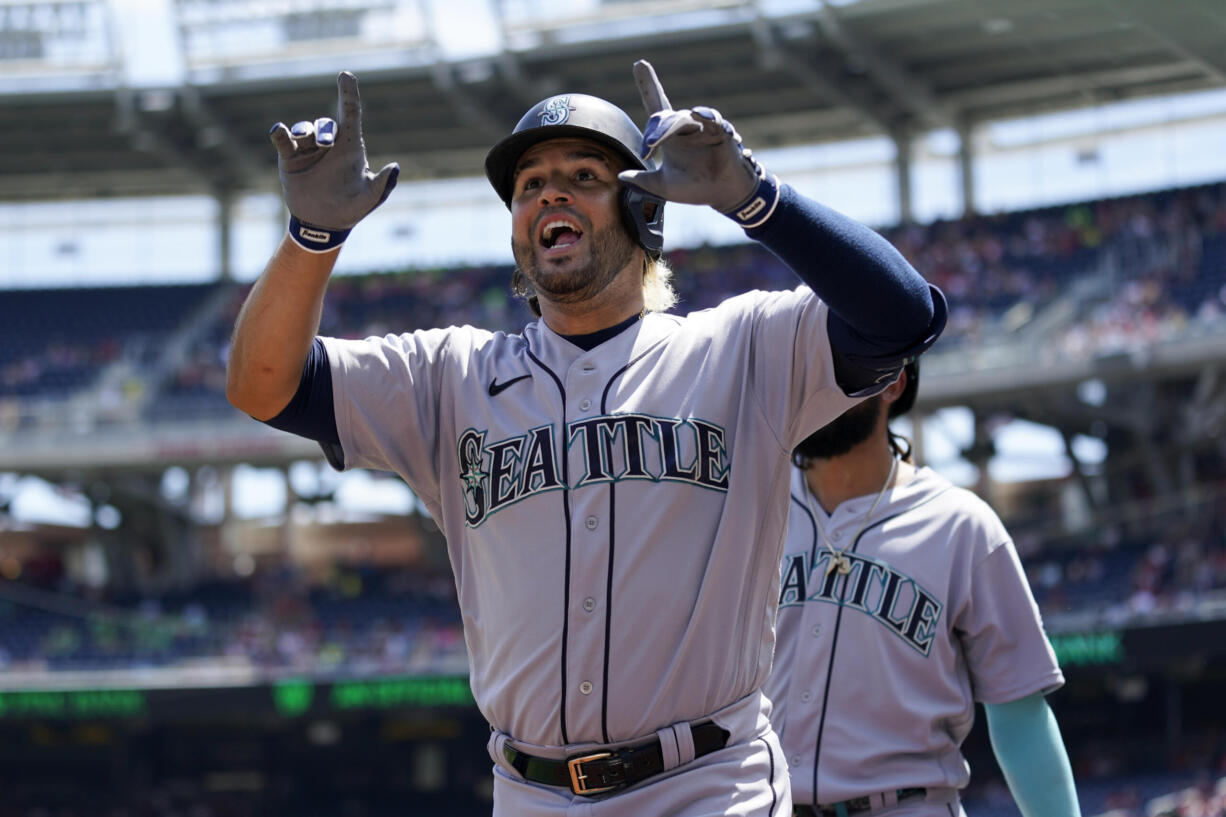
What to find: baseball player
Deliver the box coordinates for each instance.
[765,362,1081,817]
[226,60,945,816]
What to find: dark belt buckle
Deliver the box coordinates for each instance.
[567,752,617,795]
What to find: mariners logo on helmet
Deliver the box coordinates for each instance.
[538,96,575,126]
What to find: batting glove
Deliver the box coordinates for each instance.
[619,60,779,229]
[269,71,400,253]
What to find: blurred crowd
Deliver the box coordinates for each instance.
[5,502,1224,675]
[882,182,1226,352]
[0,178,1225,670]
[47,178,1226,423]
[964,773,1226,817]
[0,180,1223,428]
[0,561,466,679]
[0,758,1221,817]
[1022,498,1226,626]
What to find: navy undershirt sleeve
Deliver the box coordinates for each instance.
[261,338,345,469]
[745,184,947,395]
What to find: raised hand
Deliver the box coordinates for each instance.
[269,71,400,252]
[618,60,775,225]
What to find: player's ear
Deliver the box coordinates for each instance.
[881,367,909,406]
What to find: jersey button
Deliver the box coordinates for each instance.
[801,691,812,702]
[582,598,596,612]
[832,532,842,542]
[579,398,592,411]
[585,516,598,530]
[580,681,593,695]
[791,756,801,767]
[812,626,821,637]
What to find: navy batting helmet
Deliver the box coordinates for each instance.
[888,360,920,419]
[484,93,665,257]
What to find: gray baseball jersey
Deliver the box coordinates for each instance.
[321,286,862,813]
[764,464,1063,810]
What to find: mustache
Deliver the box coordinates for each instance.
[532,206,589,237]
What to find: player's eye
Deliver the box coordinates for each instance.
[516,176,543,194]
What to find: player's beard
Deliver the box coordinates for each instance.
[795,397,884,461]
[511,220,638,306]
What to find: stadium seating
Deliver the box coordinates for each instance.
[0,283,222,401]
[2,181,1225,656]
[3,180,1225,427]
[0,567,465,676]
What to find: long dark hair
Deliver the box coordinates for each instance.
[887,360,919,463]
[793,360,919,468]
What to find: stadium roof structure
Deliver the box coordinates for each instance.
[1,0,1225,202]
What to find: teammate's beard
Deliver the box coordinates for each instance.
[795,397,884,461]
[511,220,637,306]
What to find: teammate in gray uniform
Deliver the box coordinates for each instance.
[765,362,1081,817]
[227,60,945,816]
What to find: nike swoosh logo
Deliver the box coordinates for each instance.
[488,374,531,396]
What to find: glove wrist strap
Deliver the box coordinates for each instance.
[723,173,780,230]
[288,215,351,253]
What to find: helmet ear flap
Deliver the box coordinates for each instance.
[888,361,920,419]
[621,188,666,258]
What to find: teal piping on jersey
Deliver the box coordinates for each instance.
[984,692,1081,817]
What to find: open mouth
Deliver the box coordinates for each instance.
[539,218,584,251]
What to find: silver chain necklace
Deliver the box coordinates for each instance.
[806,456,898,576]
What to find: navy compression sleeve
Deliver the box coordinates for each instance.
[262,338,344,468]
[745,184,946,393]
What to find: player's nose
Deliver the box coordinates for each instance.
[536,171,574,204]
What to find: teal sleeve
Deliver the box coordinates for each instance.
[984,692,1081,817]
